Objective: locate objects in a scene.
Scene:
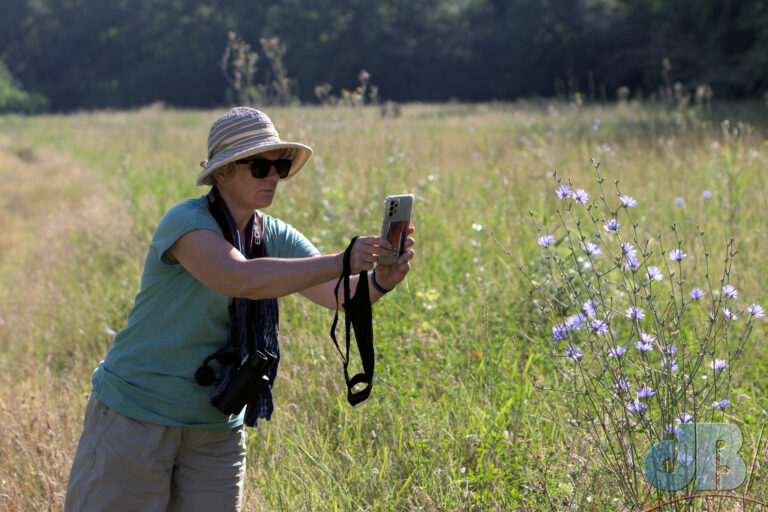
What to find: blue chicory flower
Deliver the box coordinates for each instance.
[690,288,706,300]
[748,304,765,318]
[661,344,678,355]
[552,324,568,342]
[722,285,738,298]
[556,185,573,199]
[538,235,555,247]
[669,249,687,261]
[626,306,644,320]
[585,243,601,256]
[620,196,637,208]
[635,332,655,351]
[709,359,727,371]
[712,399,730,409]
[591,319,609,336]
[573,189,590,205]
[565,313,586,331]
[702,190,712,198]
[661,358,679,373]
[582,299,599,318]
[647,266,663,281]
[624,257,641,270]
[607,345,626,358]
[627,399,647,415]
[564,345,583,361]
[615,377,630,394]
[676,413,693,423]
[723,308,737,321]
[676,197,684,204]
[604,219,620,233]
[636,385,655,399]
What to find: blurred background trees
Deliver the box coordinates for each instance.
[0,0,766,112]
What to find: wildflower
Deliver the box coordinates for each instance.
[573,189,590,204]
[702,190,712,198]
[669,249,687,261]
[564,345,583,361]
[722,308,737,321]
[592,119,601,131]
[635,332,655,351]
[625,306,644,320]
[748,304,765,318]
[585,243,601,256]
[661,358,679,373]
[538,235,555,247]
[667,424,683,435]
[582,299,599,317]
[710,359,727,371]
[676,413,693,423]
[712,399,730,409]
[604,219,620,233]
[636,385,655,399]
[635,340,653,352]
[620,196,637,208]
[690,288,705,300]
[647,266,663,281]
[627,399,647,415]
[607,345,626,358]
[676,197,684,205]
[661,344,678,355]
[722,285,738,298]
[614,377,630,394]
[621,243,637,260]
[556,185,572,199]
[552,324,568,342]
[591,319,609,336]
[565,313,586,331]
[624,257,641,270]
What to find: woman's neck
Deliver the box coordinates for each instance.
[215,187,253,238]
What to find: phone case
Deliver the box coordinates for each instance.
[379,194,413,265]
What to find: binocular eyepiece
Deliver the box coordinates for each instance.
[197,349,277,416]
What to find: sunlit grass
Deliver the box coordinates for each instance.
[1,101,767,510]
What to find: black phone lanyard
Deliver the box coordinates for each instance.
[330,237,375,405]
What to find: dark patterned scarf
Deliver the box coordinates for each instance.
[206,186,280,427]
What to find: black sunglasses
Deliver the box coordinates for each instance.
[236,158,293,179]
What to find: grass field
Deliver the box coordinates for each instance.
[1,101,767,511]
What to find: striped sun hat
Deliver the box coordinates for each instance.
[196,107,313,186]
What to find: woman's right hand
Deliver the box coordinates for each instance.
[342,236,394,275]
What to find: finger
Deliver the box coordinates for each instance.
[357,235,393,252]
[396,249,414,265]
[403,237,415,249]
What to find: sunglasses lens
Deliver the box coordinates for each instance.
[241,158,292,179]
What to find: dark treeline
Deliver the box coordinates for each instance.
[1,0,767,112]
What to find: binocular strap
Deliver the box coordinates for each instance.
[330,237,375,406]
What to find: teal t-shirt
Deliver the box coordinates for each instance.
[92,196,319,430]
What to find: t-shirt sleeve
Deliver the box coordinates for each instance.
[263,215,319,259]
[151,199,223,265]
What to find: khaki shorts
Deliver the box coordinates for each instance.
[65,393,247,512]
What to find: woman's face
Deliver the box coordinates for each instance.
[216,149,286,210]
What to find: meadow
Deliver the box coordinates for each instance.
[1,100,767,511]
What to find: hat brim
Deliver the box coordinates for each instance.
[196,141,313,186]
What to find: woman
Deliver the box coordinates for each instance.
[64,107,415,511]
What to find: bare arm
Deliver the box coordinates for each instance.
[166,229,393,300]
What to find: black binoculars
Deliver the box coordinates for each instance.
[211,349,277,416]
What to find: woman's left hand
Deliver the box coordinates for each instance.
[373,226,416,291]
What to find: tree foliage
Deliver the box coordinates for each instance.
[0,0,766,111]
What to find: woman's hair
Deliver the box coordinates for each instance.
[202,162,237,186]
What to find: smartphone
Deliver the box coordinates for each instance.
[379,194,413,265]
